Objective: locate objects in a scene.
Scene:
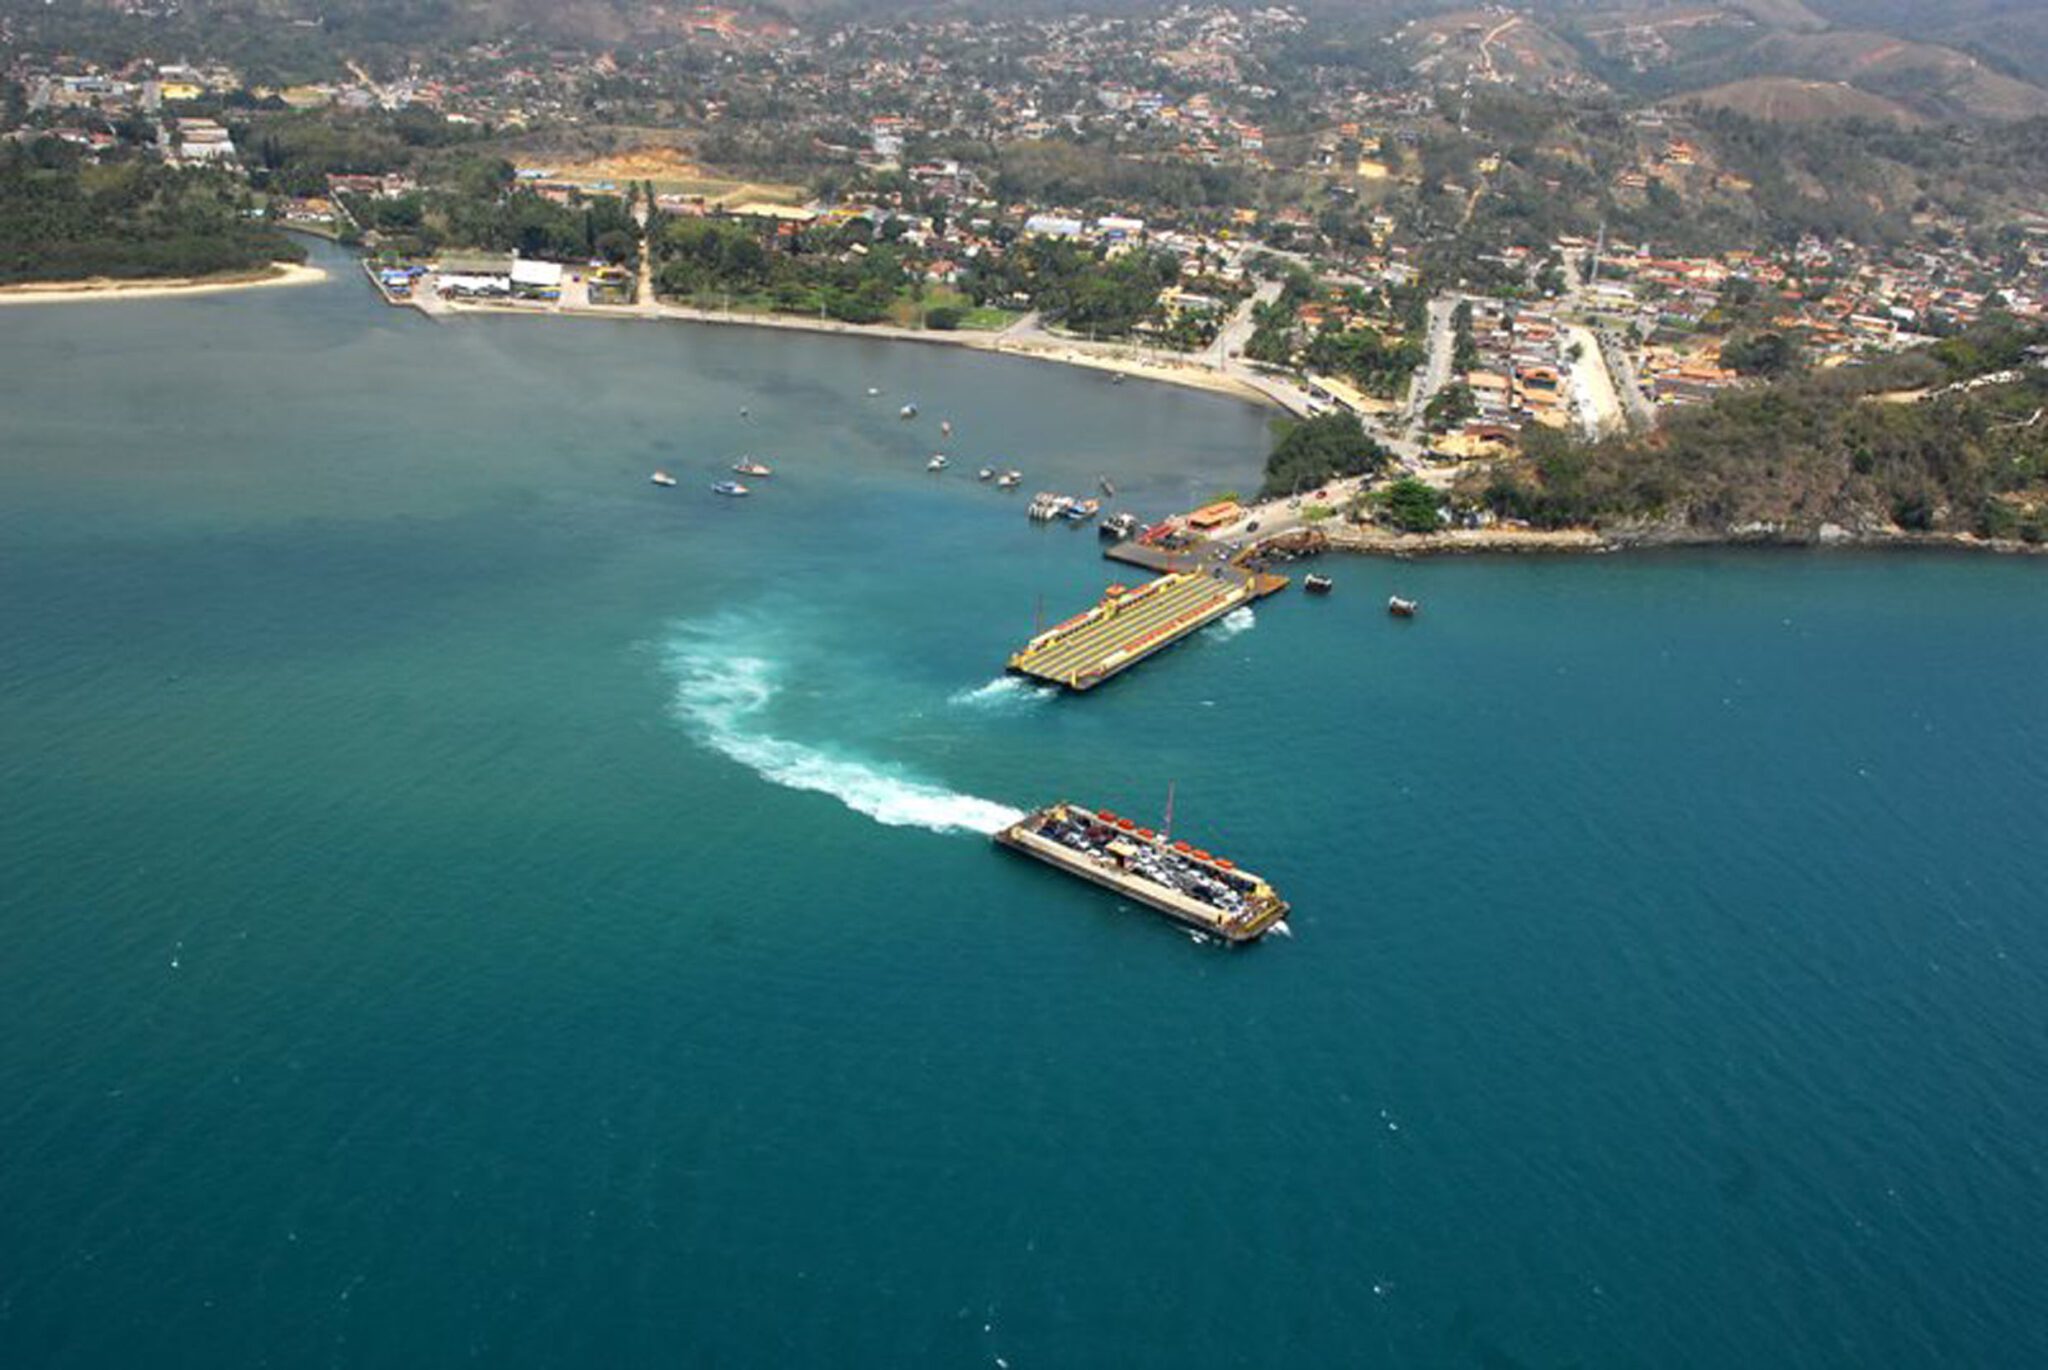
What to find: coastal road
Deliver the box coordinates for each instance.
[1597,327,1657,431]
[1206,278,1279,369]
[1564,323,1624,439]
[1404,294,1462,441]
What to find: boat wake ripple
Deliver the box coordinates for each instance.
[948,675,1057,711]
[663,635,1022,835]
[1209,606,1256,642]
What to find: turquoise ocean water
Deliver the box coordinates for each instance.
[4,247,2047,1366]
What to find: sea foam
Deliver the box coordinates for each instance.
[1209,606,1256,642]
[948,675,1057,710]
[664,633,1021,835]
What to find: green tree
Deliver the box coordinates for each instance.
[1377,477,1444,533]
[1260,411,1390,498]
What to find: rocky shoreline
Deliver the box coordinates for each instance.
[1321,520,2048,558]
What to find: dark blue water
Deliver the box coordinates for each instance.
[5,249,2047,1367]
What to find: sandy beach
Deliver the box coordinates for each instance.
[419,289,1287,409]
[0,261,328,306]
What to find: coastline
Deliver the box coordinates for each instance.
[0,261,328,306]
[424,292,1287,409]
[1312,523,2048,559]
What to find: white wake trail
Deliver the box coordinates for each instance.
[664,637,1022,835]
[948,675,1057,710]
[1208,606,1256,642]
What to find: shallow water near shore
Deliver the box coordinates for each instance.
[5,245,2048,1367]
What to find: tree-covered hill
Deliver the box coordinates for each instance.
[1473,321,2048,543]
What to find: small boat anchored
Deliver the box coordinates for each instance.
[899,402,919,420]
[732,458,773,478]
[977,466,995,482]
[1100,511,1141,541]
[711,480,751,497]
[940,420,953,438]
[1304,574,1334,595]
[996,470,1022,489]
[1099,475,1117,497]
[1388,595,1419,617]
[927,454,949,472]
[649,470,678,487]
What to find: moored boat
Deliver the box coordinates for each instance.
[1060,497,1101,522]
[1304,574,1333,595]
[993,802,1290,944]
[1100,511,1140,540]
[711,480,750,497]
[650,470,678,487]
[1388,595,1418,617]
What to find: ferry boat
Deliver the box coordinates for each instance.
[649,470,678,487]
[732,459,773,478]
[994,802,1290,944]
[1304,574,1334,595]
[1388,595,1418,617]
[711,480,750,497]
[927,454,949,472]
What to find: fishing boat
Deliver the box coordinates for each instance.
[711,480,750,497]
[731,458,772,478]
[1304,574,1334,595]
[649,470,678,487]
[927,454,949,472]
[996,470,1021,489]
[899,402,919,420]
[1388,595,1418,617]
[977,466,995,482]
[993,801,1290,944]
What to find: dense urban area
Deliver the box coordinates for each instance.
[7,0,2048,545]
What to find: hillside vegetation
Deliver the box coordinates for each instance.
[1475,322,2048,543]
[0,144,303,285]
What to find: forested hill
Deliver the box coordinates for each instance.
[1474,323,2048,545]
[0,145,304,285]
